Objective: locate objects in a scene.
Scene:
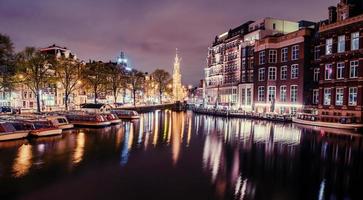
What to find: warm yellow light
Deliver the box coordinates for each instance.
[18,74,24,79]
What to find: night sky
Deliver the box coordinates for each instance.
[1,0,336,85]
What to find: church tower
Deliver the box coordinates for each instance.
[172,49,184,102]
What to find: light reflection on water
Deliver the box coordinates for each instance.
[0,111,362,200]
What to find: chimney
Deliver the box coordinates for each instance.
[329,6,337,23]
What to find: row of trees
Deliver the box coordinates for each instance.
[0,33,172,112]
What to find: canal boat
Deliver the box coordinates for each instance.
[27,120,63,137]
[0,122,29,141]
[292,114,363,130]
[111,110,140,120]
[66,113,112,127]
[101,113,122,124]
[46,116,74,130]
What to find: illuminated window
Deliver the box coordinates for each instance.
[290,85,298,103]
[323,88,331,105]
[281,66,287,80]
[280,85,287,102]
[335,88,344,106]
[326,38,333,55]
[349,87,357,106]
[292,45,299,60]
[338,35,345,53]
[281,48,288,62]
[291,64,299,79]
[268,67,276,80]
[325,64,333,80]
[336,62,345,79]
[350,60,358,78]
[351,32,360,51]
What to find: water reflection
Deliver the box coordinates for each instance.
[0,111,362,200]
[12,144,32,177]
[73,131,85,164]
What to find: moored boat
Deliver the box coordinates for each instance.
[46,116,74,130]
[102,113,122,124]
[0,122,29,141]
[66,113,112,127]
[292,117,363,130]
[112,110,140,120]
[26,120,62,137]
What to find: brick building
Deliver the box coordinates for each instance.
[253,28,314,114]
[311,0,363,123]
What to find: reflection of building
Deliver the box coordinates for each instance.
[310,0,363,123]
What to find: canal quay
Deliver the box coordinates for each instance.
[0,110,361,200]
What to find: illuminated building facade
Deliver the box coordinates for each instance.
[254,28,315,114]
[310,0,363,123]
[205,18,299,109]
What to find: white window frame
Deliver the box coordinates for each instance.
[259,51,265,65]
[268,86,276,102]
[335,88,344,106]
[350,60,358,78]
[268,67,276,80]
[280,85,287,102]
[291,64,299,79]
[351,32,360,51]
[290,85,298,103]
[258,86,265,102]
[258,68,265,81]
[338,35,345,53]
[281,48,288,62]
[336,62,345,79]
[348,87,357,106]
[314,68,320,82]
[313,89,319,104]
[323,88,332,106]
[292,45,299,60]
[326,38,333,55]
[281,66,287,80]
[325,64,333,80]
[268,50,277,63]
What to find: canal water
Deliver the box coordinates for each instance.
[0,111,362,200]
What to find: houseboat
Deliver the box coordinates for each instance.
[112,110,140,120]
[0,122,29,141]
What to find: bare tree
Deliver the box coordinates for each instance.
[129,70,145,106]
[55,57,83,110]
[105,62,128,106]
[0,33,16,92]
[82,61,108,104]
[151,69,171,104]
[16,47,55,113]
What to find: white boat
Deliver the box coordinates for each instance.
[46,116,74,130]
[112,110,140,120]
[0,122,29,141]
[292,117,363,130]
[66,113,112,127]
